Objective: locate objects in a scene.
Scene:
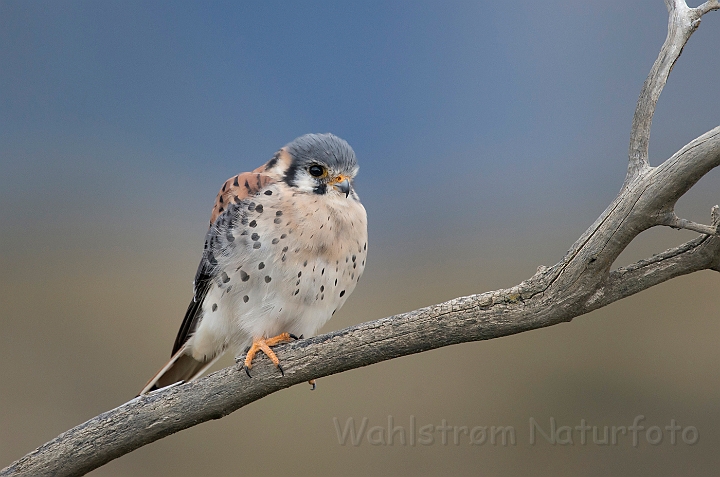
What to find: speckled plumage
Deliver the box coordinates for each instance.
[141,134,367,394]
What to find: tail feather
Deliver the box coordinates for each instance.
[140,347,221,395]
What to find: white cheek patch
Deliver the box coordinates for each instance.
[293,172,318,193]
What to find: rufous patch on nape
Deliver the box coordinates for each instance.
[140,133,367,394]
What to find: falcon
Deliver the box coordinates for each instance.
[140,133,367,394]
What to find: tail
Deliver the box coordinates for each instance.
[139,347,222,395]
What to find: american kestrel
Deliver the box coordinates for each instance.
[140,133,367,394]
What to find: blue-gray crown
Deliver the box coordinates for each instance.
[284,133,357,172]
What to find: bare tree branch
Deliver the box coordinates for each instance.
[3,2,720,476]
[625,0,719,187]
[658,212,718,235]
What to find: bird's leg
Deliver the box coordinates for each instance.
[243,333,295,376]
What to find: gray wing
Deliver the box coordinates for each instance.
[171,171,276,355]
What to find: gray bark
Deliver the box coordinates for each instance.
[3,1,720,476]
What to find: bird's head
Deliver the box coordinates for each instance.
[265,133,359,199]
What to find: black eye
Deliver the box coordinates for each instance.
[308,165,325,177]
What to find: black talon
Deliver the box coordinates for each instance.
[277,364,284,376]
[244,366,252,378]
[289,333,299,340]
[299,334,304,339]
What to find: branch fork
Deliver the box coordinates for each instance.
[657,209,719,235]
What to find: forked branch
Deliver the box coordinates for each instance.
[3,2,720,476]
[626,0,720,186]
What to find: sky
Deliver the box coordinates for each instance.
[1,1,720,476]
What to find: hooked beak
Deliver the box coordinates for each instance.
[333,178,351,197]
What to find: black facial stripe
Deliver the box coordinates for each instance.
[313,183,328,195]
[283,160,302,187]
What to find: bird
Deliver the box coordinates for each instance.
[140,133,367,395]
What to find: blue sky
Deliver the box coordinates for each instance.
[6,1,717,258]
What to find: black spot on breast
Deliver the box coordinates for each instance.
[212,303,217,312]
[253,242,261,249]
[255,204,263,213]
[352,255,356,262]
[251,233,260,241]
[264,190,273,195]
[249,220,257,227]
[334,279,338,286]
[220,272,230,284]
[320,285,324,292]
[274,218,282,224]
[272,238,280,244]
[226,232,235,242]
[280,233,287,239]
[265,276,272,283]
[243,295,249,303]
[282,254,286,262]
[276,210,283,216]
[282,246,288,252]
[303,261,308,267]
[298,271,302,277]
[240,270,250,281]
[258,262,265,269]
[294,289,299,295]
[248,203,256,211]
[296,279,300,286]
[321,268,325,275]
[340,290,345,297]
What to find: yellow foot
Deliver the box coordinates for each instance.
[243,333,295,376]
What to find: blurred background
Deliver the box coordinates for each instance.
[2,1,720,475]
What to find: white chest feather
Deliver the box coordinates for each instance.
[187,184,367,360]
